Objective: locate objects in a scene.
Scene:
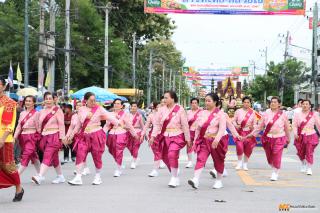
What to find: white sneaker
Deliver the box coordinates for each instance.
[306,168,312,175]
[212,180,223,189]
[235,161,243,170]
[113,169,122,177]
[68,174,83,185]
[188,177,199,189]
[82,167,91,176]
[223,169,228,177]
[32,175,45,185]
[243,163,249,171]
[159,161,166,169]
[270,172,278,181]
[209,169,217,179]
[185,161,193,168]
[130,161,136,169]
[300,164,307,173]
[92,174,102,185]
[148,169,159,177]
[168,177,179,188]
[52,175,66,184]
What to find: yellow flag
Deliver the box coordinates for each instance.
[17,63,23,82]
[45,70,51,87]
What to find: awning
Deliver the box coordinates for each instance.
[107,88,143,97]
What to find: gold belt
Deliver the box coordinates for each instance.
[112,126,125,130]
[22,128,36,131]
[85,125,101,132]
[43,128,59,132]
[165,128,179,133]
[204,133,217,138]
[268,130,284,135]
[302,128,315,133]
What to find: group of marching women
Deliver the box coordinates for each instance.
[1,83,319,202]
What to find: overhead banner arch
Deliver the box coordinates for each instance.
[144,0,305,15]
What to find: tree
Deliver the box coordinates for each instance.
[137,39,189,104]
[242,79,248,94]
[247,59,309,106]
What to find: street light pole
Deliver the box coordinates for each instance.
[24,0,29,87]
[147,49,153,107]
[132,32,136,90]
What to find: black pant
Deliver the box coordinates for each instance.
[63,143,76,160]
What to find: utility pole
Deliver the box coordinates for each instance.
[173,70,176,91]
[97,3,117,89]
[48,0,56,92]
[279,31,289,102]
[178,72,182,104]
[24,0,29,87]
[162,60,165,93]
[312,2,318,107]
[132,32,136,90]
[38,0,45,91]
[147,49,153,107]
[169,68,172,90]
[64,0,71,97]
[260,46,268,106]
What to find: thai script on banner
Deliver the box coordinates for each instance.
[144,0,305,15]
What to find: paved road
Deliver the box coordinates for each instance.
[1,141,319,213]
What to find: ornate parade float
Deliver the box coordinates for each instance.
[217,77,243,118]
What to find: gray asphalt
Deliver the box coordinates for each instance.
[1,140,319,213]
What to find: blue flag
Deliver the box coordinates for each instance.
[8,61,14,87]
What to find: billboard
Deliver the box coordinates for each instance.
[144,0,305,15]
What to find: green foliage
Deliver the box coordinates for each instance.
[247,59,309,107]
[0,0,176,92]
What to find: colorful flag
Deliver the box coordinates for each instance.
[8,61,14,87]
[16,63,23,82]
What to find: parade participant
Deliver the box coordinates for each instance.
[293,99,320,175]
[188,93,228,189]
[14,95,40,176]
[127,102,144,169]
[0,78,24,202]
[247,96,290,181]
[232,96,256,171]
[209,112,241,179]
[105,98,138,177]
[293,99,303,115]
[32,92,66,185]
[141,102,162,177]
[63,104,75,163]
[186,98,202,168]
[70,101,91,176]
[149,91,191,188]
[67,92,118,185]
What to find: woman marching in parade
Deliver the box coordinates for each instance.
[14,95,41,176]
[105,98,138,177]
[293,99,320,175]
[0,78,24,202]
[232,96,256,171]
[186,98,202,168]
[32,92,66,185]
[127,102,145,169]
[247,96,290,181]
[67,92,119,185]
[188,93,228,189]
[149,91,191,188]
[142,102,163,177]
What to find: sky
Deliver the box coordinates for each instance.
[170,0,317,80]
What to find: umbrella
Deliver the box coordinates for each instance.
[117,96,128,102]
[71,86,118,102]
[17,87,38,97]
